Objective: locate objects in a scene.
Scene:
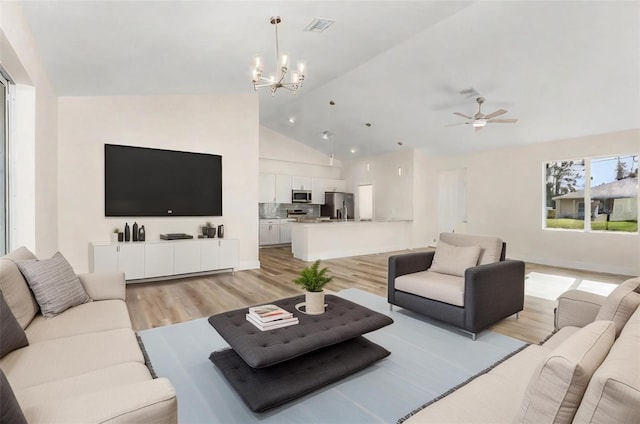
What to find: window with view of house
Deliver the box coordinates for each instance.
[544,155,638,233]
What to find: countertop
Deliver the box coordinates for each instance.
[291,219,413,224]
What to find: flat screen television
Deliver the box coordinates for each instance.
[104,144,222,217]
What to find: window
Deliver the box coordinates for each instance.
[544,155,638,233]
[0,70,10,255]
[358,184,373,221]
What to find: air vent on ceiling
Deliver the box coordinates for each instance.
[304,18,335,32]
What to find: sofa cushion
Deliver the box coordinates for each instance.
[0,328,144,390]
[574,307,640,423]
[429,240,481,277]
[515,320,616,424]
[595,277,640,337]
[439,232,503,265]
[25,300,132,344]
[0,368,28,424]
[395,270,465,307]
[16,252,90,319]
[0,291,28,359]
[0,247,39,329]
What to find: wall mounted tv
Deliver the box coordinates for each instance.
[105,144,222,217]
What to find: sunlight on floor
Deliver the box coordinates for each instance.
[525,272,618,301]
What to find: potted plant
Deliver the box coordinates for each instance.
[111,228,120,243]
[293,260,333,315]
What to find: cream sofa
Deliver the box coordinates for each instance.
[0,247,177,423]
[404,277,640,423]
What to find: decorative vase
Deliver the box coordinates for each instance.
[207,227,216,238]
[138,225,145,242]
[124,223,130,242]
[217,224,224,238]
[202,226,208,237]
[305,290,325,315]
[117,232,124,242]
[132,222,138,242]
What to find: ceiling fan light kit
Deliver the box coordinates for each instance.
[448,96,518,131]
[251,16,306,96]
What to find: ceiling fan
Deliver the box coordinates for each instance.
[447,97,518,131]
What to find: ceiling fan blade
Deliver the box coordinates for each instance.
[484,109,507,119]
[487,118,518,124]
[453,112,473,120]
[445,122,471,127]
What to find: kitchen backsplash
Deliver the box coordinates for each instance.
[259,203,320,218]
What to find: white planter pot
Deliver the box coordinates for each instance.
[305,290,325,315]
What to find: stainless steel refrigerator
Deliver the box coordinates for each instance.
[321,192,355,220]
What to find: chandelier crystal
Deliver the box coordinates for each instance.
[251,16,306,96]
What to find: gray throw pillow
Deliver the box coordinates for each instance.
[16,252,90,318]
[0,368,28,424]
[0,290,28,358]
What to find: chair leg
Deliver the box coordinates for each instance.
[471,333,476,341]
[389,304,393,312]
[515,312,520,319]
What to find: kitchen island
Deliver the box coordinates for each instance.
[290,220,413,261]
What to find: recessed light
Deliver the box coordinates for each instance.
[321,130,333,140]
[365,122,372,127]
[350,148,357,154]
[397,141,404,146]
[288,117,296,124]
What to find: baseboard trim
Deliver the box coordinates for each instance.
[512,254,637,277]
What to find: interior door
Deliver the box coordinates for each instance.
[438,169,467,234]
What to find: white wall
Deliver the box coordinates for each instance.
[341,149,414,221]
[259,126,341,179]
[0,2,59,257]
[417,129,639,276]
[57,95,259,272]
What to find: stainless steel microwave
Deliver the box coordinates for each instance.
[292,190,312,203]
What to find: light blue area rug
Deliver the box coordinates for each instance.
[139,288,526,423]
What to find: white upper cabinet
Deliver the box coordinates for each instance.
[275,174,292,203]
[259,173,276,203]
[325,178,346,193]
[311,178,325,205]
[291,176,312,190]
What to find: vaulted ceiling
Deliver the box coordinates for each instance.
[19,1,640,160]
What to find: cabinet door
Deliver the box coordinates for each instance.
[275,174,292,203]
[280,222,292,243]
[144,243,174,278]
[259,173,276,203]
[201,239,221,271]
[259,223,272,245]
[325,178,346,192]
[174,241,201,275]
[92,245,118,273]
[291,176,312,190]
[219,239,239,270]
[311,178,325,205]
[118,244,145,280]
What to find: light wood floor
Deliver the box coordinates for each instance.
[126,246,631,344]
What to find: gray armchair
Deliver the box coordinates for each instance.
[388,233,525,340]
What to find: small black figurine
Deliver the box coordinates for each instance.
[132,222,139,242]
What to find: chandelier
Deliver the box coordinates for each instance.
[251,16,306,96]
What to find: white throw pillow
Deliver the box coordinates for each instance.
[595,277,640,337]
[16,252,90,318]
[429,240,481,277]
[515,320,616,424]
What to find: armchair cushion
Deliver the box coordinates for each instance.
[595,277,640,338]
[429,241,481,277]
[440,233,502,265]
[395,271,465,307]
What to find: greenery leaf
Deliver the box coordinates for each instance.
[293,260,333,292]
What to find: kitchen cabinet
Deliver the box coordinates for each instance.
[259,219,281,245]
[291,176,312,190]
[311,178,325,205]
[91,243,145,280]
[275,174,292,203]
[259,173,276,203]
[325,178,346,193]
[279,219,294,243]
[90,239,238,281]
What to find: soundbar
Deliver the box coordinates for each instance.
[160,233,194,240]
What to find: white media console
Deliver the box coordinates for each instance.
[90,238,239,282]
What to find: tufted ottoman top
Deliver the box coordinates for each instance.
[208,294,393,368]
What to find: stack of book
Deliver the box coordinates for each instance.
[246,304,299,331]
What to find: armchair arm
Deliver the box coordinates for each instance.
[554,289,606,330]
[388,251,434,303]
[23,378,177,424]
[77,272,126,301]
[463,259,525,333]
